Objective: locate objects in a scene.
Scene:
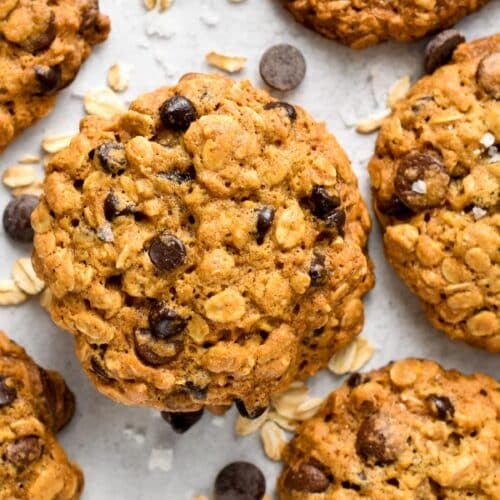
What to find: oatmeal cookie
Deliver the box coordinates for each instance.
[281,0,490,49]
[0,331,82,500]
[32,73,373,415]
[368,35,500,352]
[0,0,110,152]
[279,359,500,499]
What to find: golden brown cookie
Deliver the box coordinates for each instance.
[0,331,82,499]
[0,0,110,152]
[279,359,500,499]
[368,35,500,352]
[281,0,490,49]
[32,73,374,415]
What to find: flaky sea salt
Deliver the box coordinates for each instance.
[411,180,427,194]
[487,145,500,163]
[123,425,146,445]
[480,132,495,148]
[148,448,174,472]
[472,206,487,220]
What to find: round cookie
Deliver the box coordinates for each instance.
[279,359,500,499]
[0,0,110,152]
[368,35,500,352]
[0,331,83,499]
[32,73,374,415]
[280,0,490,49]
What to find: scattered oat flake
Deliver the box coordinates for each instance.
[143,0,156,10]
[0,280,28,306]
[271,384,309,420]
[39,288,52,309]
[267,411,298,432]
[235,409,268,436]
[42,133,74,154]
[12,258,45,296]
[411,179,427,194]
[193,496,209,500]
[11,181,44,198]
[123,425,146,445]
[159,0,174,11]
[294,396,324,420]
[350,337,375,372]
[2,165,36,188]
[387,75,411,109]
[472,206,487,220]
[84,88,126,119]
[18,155,41,164]
[107,63,131,93]
[148,448,173,472]
[206,52,247,73]
[355,109,390,134]
[480,132,495,148]
[328,337,374,375]
[260,421,287,461]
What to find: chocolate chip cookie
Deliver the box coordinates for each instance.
[368,35,500,352]
[281,0,490,49]
[279,359,500,499]
[0,331,82,499]
[0,0,110,152]
[32,73,374,415]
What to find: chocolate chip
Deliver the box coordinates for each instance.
[34,65,61,95]
[259,44,306,91]
[235,399,267,420]
[476,52,500,99]
[149,233,186,272]
[0,377,16,408]
[325,208,346,236]
[308,186,340,219]
[256,206,275,245]
[160,165,196,183]
[347,373,363,388]
[309,252,328,287]
[160,96,197,131]
[103,192,134,221]
[376,196,414,218]
[263,101,297,121]
[214,462,266,500]
[90,356,111,381]
[3,195,38,243]
[283,462,331,493]
[5,436,43,468]
[134,329,182,366]
[424,30,465,74]
[19,12,57,54]
[148,303,187,340]
[355,415,398,465]
[161,409,204,433]
[427,394,455,421]
[394,151,449,211]
[96,142,128,174]
[185,382,208,400]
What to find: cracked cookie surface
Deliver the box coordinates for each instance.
[32,73,373,414]
[0,0,109,152]
[278,359,500,499]
[281,0,490,49]
[368,35,500,352]
[0,331,82,500]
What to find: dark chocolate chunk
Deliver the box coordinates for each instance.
[134,329,182,367]
[309,252,328,287]
[424,30,465,74]
[263,101,297,121]
[34,65,61,94]
[235,399,267,420]
[5,436,43,467]
[149,303,187,340]
[283,462,331,493]
[427,394,455,421]
[161,409,204,433]
[476,53,500,99]
[19,12,56,53]
[148,233,186,272]
[256,206,275,245]
[260,44,306,91]
[215,461,266,500]
[3,195,38,243]
[160,96,197,131]
[0,377,16,408]
[160,165,196,183]
[355,415,399,465]
[309,186,340,219]
[96,142,128,174]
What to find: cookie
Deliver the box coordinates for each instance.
[279,359,500,499]
[280,0,490,49]
[368,35,500,352]
[0,0,110,152]
[0,331,83,499]
[32,73,374,415]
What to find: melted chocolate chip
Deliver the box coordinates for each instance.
[263,101,297,121]
[148,303,187,340]
[235,399,268,420]
[0,377,16,408]
[149,233,186,272]
[283,462,331,493]
[5,436,43,467]
[394,151,449,211]
[256,206,275,245]
[96,142,128,174]
[161,409,204,433]
[376,196,414,218]
[160,165,196,183]
[34,65,61,95]
[19,12,56,53]
[325,208,346,236]
[424,30,465,74]
[476,53,500,99]
[309,252,328,287]
[215,462,266,500]
[134,329,182,367]
[347,373,363,388]
[3,195,38,243]
[309,186,341,219]
[427,394,455,421]
[159,96,197,131]
[355,415,398,465]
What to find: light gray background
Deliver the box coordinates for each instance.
[0,1,498,498]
